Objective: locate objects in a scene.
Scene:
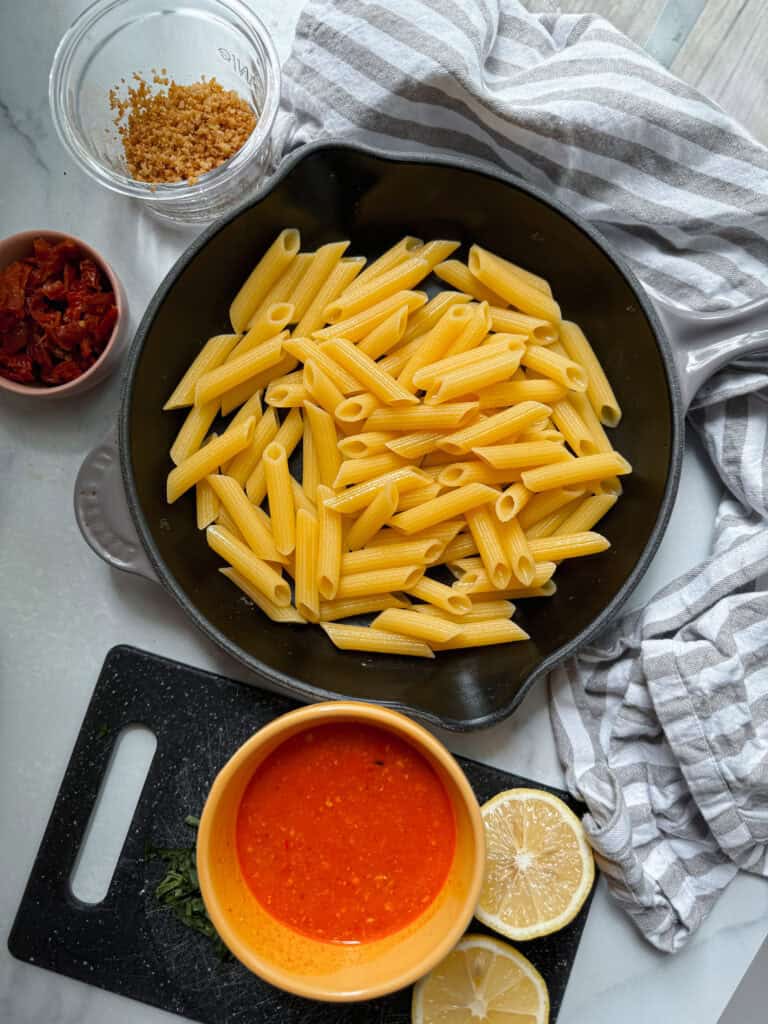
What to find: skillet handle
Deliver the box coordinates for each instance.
[74,429,158,584]
[650,292,768,411]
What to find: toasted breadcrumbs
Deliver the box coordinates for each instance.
[109,71,257,185]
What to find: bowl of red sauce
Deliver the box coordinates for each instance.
[197,702,485,1001]
[0,230,126,398]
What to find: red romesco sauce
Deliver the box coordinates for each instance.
[236,722,456,943]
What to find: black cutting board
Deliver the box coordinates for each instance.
[9,645,595,1023]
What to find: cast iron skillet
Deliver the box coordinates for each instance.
[77,141,768,730]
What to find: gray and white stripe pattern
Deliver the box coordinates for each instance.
[278,0,768,951]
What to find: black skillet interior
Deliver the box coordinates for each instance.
[124,144,676,730]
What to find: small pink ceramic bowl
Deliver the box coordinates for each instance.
[0,229,127,399]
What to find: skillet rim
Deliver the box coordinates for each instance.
[119,138,684,731]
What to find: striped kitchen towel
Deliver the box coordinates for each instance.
[276,0,768,951]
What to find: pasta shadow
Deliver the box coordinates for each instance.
[121,141,681,731]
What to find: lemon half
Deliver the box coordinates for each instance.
[476,788,595,942]
[412,933,549,1024]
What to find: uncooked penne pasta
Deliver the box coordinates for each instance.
[343,236,423,295]
[469,246,561,323]
[196,476,219,530]
[473,379,567,410]
[550,399,599,456]
[401,291,472,343]
[282,337,360,394]
[499,517,536,587]
[438,401,551,455]
[413,334,523,391]
[522,451,631,492]
[372,608,462,644]
[245,407,304,503]
[263,442,296,555]
[385,431,445,459]
[396,483,441,511]
[323,467,428,514]
[398,303,475,392]
[367,522,463,551]
[321,623,434,658]
[433,618,530,649]
[525,502,583,540]
[424,348,523,404]
[230,303,293,360]
[357,306,410,360]
[342,538,441,575]
[489,307,559,344]
[207,525,290,606]
[246,252,312,327]
[444,301,492,357]
[335,392,381,429]
[518,486,586,529]
[207,474,286,563]
[473,441,569,470]
[365,402,479,432]
[303,401,341,489]
[167,418,255,503]
[301,419,319,502]
[345,483,400,550]
[496,482,532,522]
[521,345,588,393]
[320,337,419,406]
[294,508,320,621]
[266,378,309,408]
[195,337,284,407]
[170,398,219,466]
[338,431,398,459]
[437,466,520,492]
[464,505,511,590]
[408,576,472,616]
[324,257,430,322]
[556,493,617,535]
[528,531,609,561]
[225,406,279,488]
[294,256,366,338]
[413,599,515,623]
[559,320,622,426]
[318,594,410,621]
[230,229,300,332]
[316,485,342,600]
[303,359,345,420]
[414,239,461,270]
[164,334,241,409]
[390,483,498,534]
[289,241,349,322]
[336,565,424,600]
[455,560,555,595]
[220,567,305,623]
[433,259,508,306]
[290,477,316,516]
[219,351,294,416]
[313,290,428,343]
[442,533,479,563]
[333,452,406,488]
[569,390,614,454]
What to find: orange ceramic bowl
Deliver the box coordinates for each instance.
[197,701,485,1001]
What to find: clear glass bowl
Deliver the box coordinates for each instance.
[50,0,281,224]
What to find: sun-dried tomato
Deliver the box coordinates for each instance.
[0,236,117,387]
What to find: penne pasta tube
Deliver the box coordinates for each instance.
[471,245,552,295]
[342,236,423,295]
[324,257,430,322]
[519,427,565,445]
[219,351,294,416]
[396,483,442,511]
[316,484,342,600]
[489,582,557,600]
[469,246,561,323]
[390,483,499,534]
[220,568,305,623]
[195,337,284,407]
[412,599,515,623]
[414,239,461,270]
[433,259,508,306]
[489,307,559,344]
[408,576,472,616]
[207,525,291,606]
[291,477,316,516]
[559,320,622,426]
[555,494,617,535]
[499,517,536,587]
[230,229,300,331]
[245,407,304,502]
[335,392,381,429]
[522,451,631,492]
[320,337,419,406]
[438,401,552,455]
[424,350,523,404]
[196,474,219,530]
[230,302,294,360]
[550,399,599,456]
[216,505,244,542]
[321,623,434,658]
[167,418,255,503]
[345,483,400,549]
[444,301,493,357]
[442,533,479,562]
[372,608,462,644]
[365,402,479,432]
[164,334,240,409]
[207,474,286,563]
[432,618,530,649]
[303,359,345,419]
[301,419,319,502]
[518,486,586,529]
[283,337,360,394]
[322,467,429,513]
[525,501,583,540]
[465,505,511,590]
[569,390,614,454]
[413,334,524,391]
[385,431,444,459]
[357,306,409,360]
[473,379,567,410]
[318,594,410,621]
[289,241,350,321]
[528,531,609,561]
[294,508,320,621]
[473,441,569,470]
[341,538,441,575]
[245,252,313,327]
[496,482,532,522]
[266,378,309,408]
[226,406,279,487]
[303,401,341,489]
[455,560,556,594]
[438,463,518,488]
[338,431,399,459]
[262,442,296,555]
[401,290,472,343]
[521,345,587,393]
[294,256,366,337]
[367,521,463,551]
[398,303,475,392]
[333,452,407,488]
[313,290,428,342]
[170,398,219,466]
[336,564,424,599]
[225,390,263,434]
[377,335,423,377]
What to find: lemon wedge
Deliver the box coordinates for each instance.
[476,788,594,941]
[412,933,549,1024]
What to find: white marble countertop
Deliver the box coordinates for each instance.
[1,2,767,1023]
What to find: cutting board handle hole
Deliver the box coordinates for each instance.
[69,724,157,905]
